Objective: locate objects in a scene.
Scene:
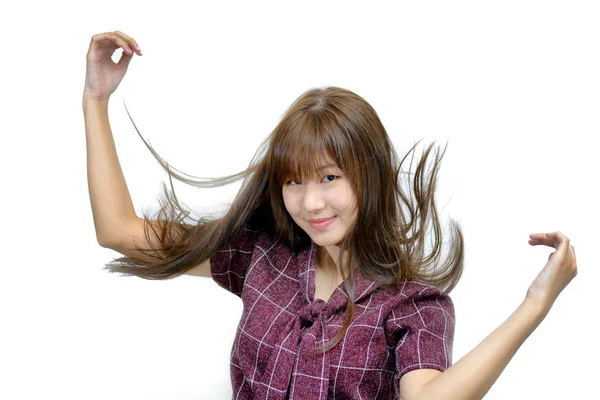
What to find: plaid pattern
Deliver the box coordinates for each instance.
[210,227,455,399]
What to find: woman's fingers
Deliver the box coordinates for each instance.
[529,232,551,239]
[529,232,548,246]
[529,231,575,257]
[536,232,573,263]
[526,231,577,305]
[84,31,141,99]
[528,231,570,250]
[112,30,142,55]
[109,33,134,56]
[98,31,141,56]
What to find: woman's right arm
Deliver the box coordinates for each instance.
[83,31,210,277]
[82,30,143,249]
[83,96,137,248]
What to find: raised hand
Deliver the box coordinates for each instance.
[526,231,577,314]
[83,31,142,101]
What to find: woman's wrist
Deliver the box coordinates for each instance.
[522,295,551,322]
[82,92,110,110]
[83,90,110,103]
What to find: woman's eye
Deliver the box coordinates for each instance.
[285,175,338,186]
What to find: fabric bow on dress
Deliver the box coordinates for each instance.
[253,242,379,400]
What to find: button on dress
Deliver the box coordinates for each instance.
[210,227,455,399]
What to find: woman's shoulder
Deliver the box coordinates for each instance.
[402,278,450,297]
[382,278,456,336]
[378,277,449,296]
[237,225,274,247]
[378,277,453,311]
[237,225,295,255]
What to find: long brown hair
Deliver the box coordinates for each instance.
[105,86,464,355]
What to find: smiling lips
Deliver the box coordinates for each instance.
[308,216,336,230]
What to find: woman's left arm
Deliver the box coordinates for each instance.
[418,231,578,400]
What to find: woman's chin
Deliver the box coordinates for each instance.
[311,236,343,247]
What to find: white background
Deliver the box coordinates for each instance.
[1,1,598,399]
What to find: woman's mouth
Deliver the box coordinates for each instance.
[309,216,336,231]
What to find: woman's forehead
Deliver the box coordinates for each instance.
[290,156,340,175]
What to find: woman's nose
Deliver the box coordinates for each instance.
[302,184,326,212]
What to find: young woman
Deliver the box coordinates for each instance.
[83,30,578,400]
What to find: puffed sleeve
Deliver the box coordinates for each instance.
[384,280,456,383]
[209,226,263,297]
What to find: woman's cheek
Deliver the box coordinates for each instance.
[282,191,297,215]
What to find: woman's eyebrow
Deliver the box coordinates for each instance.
[316,163,338,171]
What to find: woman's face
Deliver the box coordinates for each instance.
[282,162,358,247]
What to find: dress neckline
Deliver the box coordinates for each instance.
[302,240,380,312]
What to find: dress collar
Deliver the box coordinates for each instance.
[253,240,381,399]
[301,240,381,319]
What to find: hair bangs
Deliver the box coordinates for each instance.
[269,112,344,187]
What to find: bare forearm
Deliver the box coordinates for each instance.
[83,96,138,246]
[420,299,548,400]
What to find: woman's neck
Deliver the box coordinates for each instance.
[316,245,348,275]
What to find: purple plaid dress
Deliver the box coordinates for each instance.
[210,227,455,399]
